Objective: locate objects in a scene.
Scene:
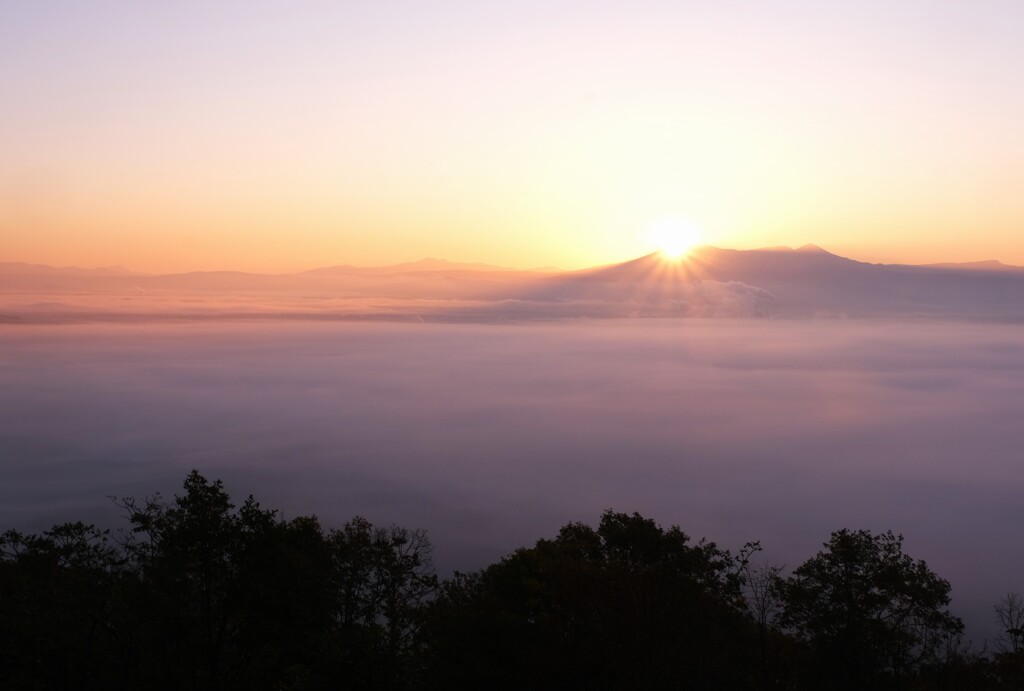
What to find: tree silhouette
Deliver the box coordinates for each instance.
[995,593,1024,654]
[2,472,1014,690]
[0,522,126,689]
[327,517,437,688]
[118,471,340,689]
[424,510,758,690]
[777,529,963,690]
[985,593,1024,689]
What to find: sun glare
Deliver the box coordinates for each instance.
[647,217,703,260]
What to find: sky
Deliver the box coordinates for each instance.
[2,1,1023,273]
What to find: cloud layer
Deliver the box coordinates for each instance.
[2,319,1023,642]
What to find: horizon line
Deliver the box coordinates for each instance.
[3,243,1021,277]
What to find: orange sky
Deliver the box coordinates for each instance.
[2,2,1022,273]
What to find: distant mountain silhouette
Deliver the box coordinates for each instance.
[675,246,1024,317]
[5,248,1024,322]
[921,260,1024,272]
[303,258,515,276]
[483,245,1024,319]
[0,262,143,277]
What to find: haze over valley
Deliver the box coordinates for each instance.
[3,299,1024,643]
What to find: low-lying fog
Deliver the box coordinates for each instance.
[2,319,1023,643]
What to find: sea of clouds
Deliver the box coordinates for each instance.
[2,319,1023,642]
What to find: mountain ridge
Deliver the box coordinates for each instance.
[5,246,1023,278]
[5,247,1024,322]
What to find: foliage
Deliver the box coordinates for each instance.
[995,593,1024,654]
[2,473,1020,690]
[0,522,126,689]
[327,516,437,688]
[424,510,758,690]
[777,528,964,690]
[0,471,438,690]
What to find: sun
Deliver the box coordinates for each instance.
[647,217,704,260]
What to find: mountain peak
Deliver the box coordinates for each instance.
[752,244,829,254]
